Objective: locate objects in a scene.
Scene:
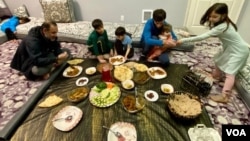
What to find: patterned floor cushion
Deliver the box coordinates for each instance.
[16,17,194,51]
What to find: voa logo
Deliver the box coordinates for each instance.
[226,129,247,136]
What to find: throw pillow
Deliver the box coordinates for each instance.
[39,0,76,23]
[0,0,12,20]
[13,5,29,18]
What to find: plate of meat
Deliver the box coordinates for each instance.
[147,67,167,79]
[109,55,126,66]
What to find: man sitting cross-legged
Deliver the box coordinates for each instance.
[10,21,71,81]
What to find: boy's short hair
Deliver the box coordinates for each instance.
[115,26,126,36]
[92,19,103,29]
[153,9,166,22]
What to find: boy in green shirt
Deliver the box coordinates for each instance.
[87,19,113,63]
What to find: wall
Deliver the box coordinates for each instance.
[5,0,187,26]
[4,0,250,43]
[237,0,250,44]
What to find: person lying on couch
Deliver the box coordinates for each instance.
[10,21,70,81]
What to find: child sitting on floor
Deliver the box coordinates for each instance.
[114,26,134,61]
[147,23,176,62]
[87,19,113,63]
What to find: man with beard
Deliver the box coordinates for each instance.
[10,21,70,80]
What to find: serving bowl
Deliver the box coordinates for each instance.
[166,91,202,120]
[67,87,89,102]
[121,80,135,90]
[122,95,145,113]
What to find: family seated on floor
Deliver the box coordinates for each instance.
[9,4,250,105]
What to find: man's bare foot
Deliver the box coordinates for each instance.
[208,94,229,103]
[42,73,50,80]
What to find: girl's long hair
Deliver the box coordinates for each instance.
[200,3,237,32]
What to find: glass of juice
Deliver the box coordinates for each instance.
[101,64,112,82]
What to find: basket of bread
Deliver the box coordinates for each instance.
[166,91,202,120]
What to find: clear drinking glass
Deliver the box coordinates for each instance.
[101,64,112,82]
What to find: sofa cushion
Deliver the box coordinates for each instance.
[0,0,12,20]
[13,5,29,18]
[39,0,76,23]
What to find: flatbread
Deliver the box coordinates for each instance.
[38,94,63,107]
[134,63,148,72]
[123,62,138,69]
[67,59,84,65]
[114,65,133,82]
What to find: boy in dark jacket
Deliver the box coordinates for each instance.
[87,19,113,63]
[10,22,70,80]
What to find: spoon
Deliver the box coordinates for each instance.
[102,126,125,139]
[52,115,73,122]
[134,87,141,109]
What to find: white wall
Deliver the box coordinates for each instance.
[237,0,250,44]
[4,0,249,43]
[5,0,188,26]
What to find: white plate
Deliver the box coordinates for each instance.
[109,55,126,66]
[89,82,121,108]
[75,77,89,86]
[85,67,96,75]
[63,66,83,77]
[52,106,83,132]
[144,90,159,102]
[107,122,137,141]
[147,67,167,79]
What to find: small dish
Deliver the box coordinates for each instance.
[122,95,145,113]
[121,80,135,90]
[85,67,96,75]
[76,77,89,86]
[52,106,83,131]
[161,84,174,94]
[144,90,159,102]
[67,87,89,102]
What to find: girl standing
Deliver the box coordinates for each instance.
[177,3,250,103]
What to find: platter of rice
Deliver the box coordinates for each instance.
[166,91,202,119]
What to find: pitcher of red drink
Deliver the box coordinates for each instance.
[101,64,112,82]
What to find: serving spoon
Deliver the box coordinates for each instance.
[134,87,141,108]
[102,126,125,140]
[52,115,73,122]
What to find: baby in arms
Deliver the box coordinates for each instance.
[147,23,176,62]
